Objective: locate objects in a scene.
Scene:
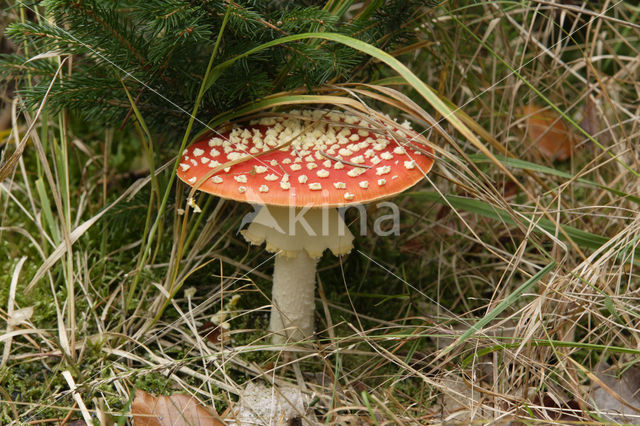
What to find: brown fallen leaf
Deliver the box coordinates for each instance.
[518,105,575,161]
[131,389,224,426]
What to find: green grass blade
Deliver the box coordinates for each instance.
[439,261,556,357]
[462,339,640,367]
[405,191,619,253]
[468,154,640,205]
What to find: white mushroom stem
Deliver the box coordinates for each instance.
[242,205,354,343]
[270,251,317,342]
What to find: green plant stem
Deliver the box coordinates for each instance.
[126,2,233,314]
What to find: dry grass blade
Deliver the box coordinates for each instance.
[0,60,66,181]
[24,160,173,292]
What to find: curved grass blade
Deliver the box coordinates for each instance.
[203,32,514,182]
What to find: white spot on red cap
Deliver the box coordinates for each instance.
[380,152,393,160]
[264,174,279,181]
[193,148,204,157]
[188,177,196,184]
[333,182,346,189]
[211,176,223,184]
[234,175,247,183]
[298,175,308,184]
[347,167,366,177]
[208,137,224,147]
[359,181,369,189]
[238,186,247,193]
[179,163,190,172]
[404,160,416,169]
[377,178,386,186]
[376,166,391,175]
[316,169,330,178]
[308,183,322,191]
[259,185,269,193]
[344,192,355,200]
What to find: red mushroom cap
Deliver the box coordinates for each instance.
[177,110,434,207]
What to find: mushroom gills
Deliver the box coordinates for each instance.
[241,205,354,258]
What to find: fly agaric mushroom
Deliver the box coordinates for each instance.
[177,110,433,343]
